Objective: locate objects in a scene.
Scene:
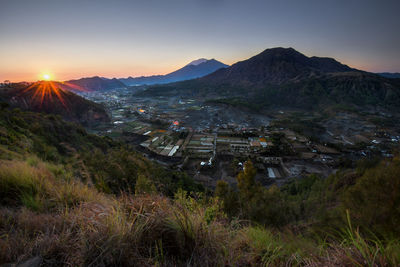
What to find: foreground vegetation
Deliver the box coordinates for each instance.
[0,105,202,196]
[1,105,400,266]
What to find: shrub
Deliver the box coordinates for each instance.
[342,157,400,236]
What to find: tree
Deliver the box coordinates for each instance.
[237,160,257,201]
[215,180,239,217]
[342,157,400,235]
[215,180,229,197]
[236,160,263,218]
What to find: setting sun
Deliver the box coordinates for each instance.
[43,74,51,80]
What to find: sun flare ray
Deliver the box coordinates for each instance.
[21,80,69,110]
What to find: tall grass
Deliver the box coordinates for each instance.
[1,160,399,266]
[0,160,43,206]
[335,210,400,267]
[0,159,102,211]
[1,195,399,266]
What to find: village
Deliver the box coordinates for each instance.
[80,88,400,188]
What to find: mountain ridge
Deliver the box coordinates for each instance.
[119,58,228,86]
[63,76,126,91]
[138,47,400,110]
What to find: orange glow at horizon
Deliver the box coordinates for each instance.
[1,61,207,83]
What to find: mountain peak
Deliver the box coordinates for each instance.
[256,47,308,61]
[186,58,209,66]
[199,47,355,85]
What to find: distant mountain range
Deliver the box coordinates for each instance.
[376,73,400,79]
[62,76,126,91]
[57,59,228,91]
[139,47,400,110]
[0,82,110,126]
[119,59,228,86]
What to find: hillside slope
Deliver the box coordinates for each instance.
[0,82,110,126]
[0,106,201,195]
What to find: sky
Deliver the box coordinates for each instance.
[0,0,399,82]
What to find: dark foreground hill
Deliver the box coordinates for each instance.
[0,81,110,126]
[119,58,228,86]
[139,48,400,110]
[0,105,400,266]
